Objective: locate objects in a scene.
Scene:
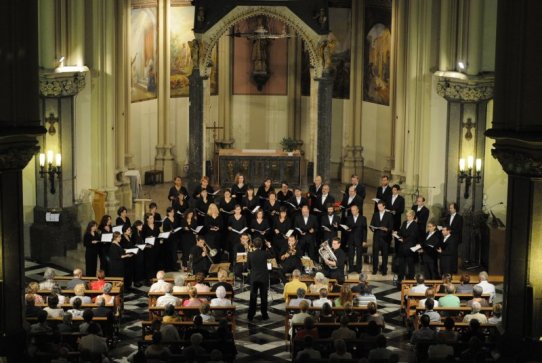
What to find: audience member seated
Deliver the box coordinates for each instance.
[467,285,490,308]
[89,269,107,291]
[210,286,231,307]
[289,300,311,337]
[172,275,189,293]
[66,268,85,289]
[362,321,382,338]
[488,303,502,325]
[351,273,373,294]
[475,271,496,304]
[67,298,84,318]
[418,287,439,308]
[456,273,473,293]
[79,309,103,336]
[460,319,486,343]
[152,318,180,342]
[149,271,169,293]
[185,315,211,340]
[437,274,452,294]
[288,288,311,307]
[156,283,181,307]
[354,283,377,307]
[92,296,113,318]
[182,287,203,307]
[78,323,108,361]
[329,338,352,360]
[199,303,215,322]
[43,295,64,318]
[162,304,181,323]
[410,314,437,344]
[294,316,319,341]
[210,269,234,293]
[334,285,353,307]
[365,302,385,327]
[209,349,225,363]
[437,317,459,343]
[319,303,335,323]
[26,282,44,305]
[30,310,53,334]
[309,272,328,293]
[212,318,237,358]
[313,288,333,308]
[25,295,42,318]
[95,283,115,305]
[368,334,396,362]
[69,284,92,305]
[410,274,429,294]
[460,336,486,362]
[331,316,357,340]
[194,272,211,293]
[463,302,488,324]
[438,284,460,307]
[283,269,308,303]
[184,333,206,361]
[295,336,321,361]
[340,302,359,323]
[427,338,454,360]
[57,313,76,333]
[39,268,56,291]
[49,284,67,305]
[145,331,171,361]
[423,298,441,323]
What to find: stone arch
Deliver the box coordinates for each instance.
[195,5,327,78]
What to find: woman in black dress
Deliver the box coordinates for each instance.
[108,232,133,278]
[227,205,247,262]
[231,173,248,201]
[168,176,189,207]
[263,192,281,228]
[162,207,181,271]
[142,213,160,282]
[173,190,189,215]
[251,209,270,242]
[98,215,112,275]
[204,203,222,262]
[120,225,135,287]
[83,221,100,276]
[273,207,291,259]
[149,202,162,229]
[180,209,198,271]
[115,206,131,229]
[194,189,211,225]
[256,178,273,207]
[218,189,235,234]
[242,186,258,225]
[131,220,146,287]
[192,176,215,201]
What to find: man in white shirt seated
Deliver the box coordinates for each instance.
[463,301,488,324]
[288,288,311,307]
[155,284,181,307]
[475,271,496,304]
[409,273,429,294]
[312,288,333,308]
[149,270,170,293]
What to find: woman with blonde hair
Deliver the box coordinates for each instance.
[69,283,92,304]
[205,203,222,261]
[182,287,203,307]
[334,285,353,307]
[26,282,44,304]
[309,272,328,293]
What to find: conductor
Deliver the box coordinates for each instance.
[247,237,270,321]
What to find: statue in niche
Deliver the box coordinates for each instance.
[314,8,328,29]
[318,39,336,75]
[188,39,200,70]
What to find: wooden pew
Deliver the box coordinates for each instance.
[405,293,491,317]
[136,339,237,361]
[147,291,233,308]
[413,306,495,329]
[291,337,378,359]
[37,289,124,317]
[153,276,235,285]
[147,305,237,332]
[141,320,232,340]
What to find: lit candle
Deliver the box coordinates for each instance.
[476,158,482,172]
[459,158,465,172]
[56,153,62,167]
[47,150,54,164]
[39,153,45,167]
[467,156,474,169]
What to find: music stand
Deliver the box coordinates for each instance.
[208,262,230,275]
[266,259,277,303]
[236,253,248,291]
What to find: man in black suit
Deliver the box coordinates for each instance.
[437,226,458,274]
[344,175,366,202]
[412,196,430,243]
[345,205,368,273]
[320,204,340,243]
[370,201,394,275]
[374,175,392,213]
[388,184,405,231]
[313,184,335,215]
[247,238,270,321]
[287,187,308,216]
[308,175,323,212]
[322,237,347,284]
[294,205,319,261]
[446,203,463,244]
[394,210,419,282]
[340,186,363,221]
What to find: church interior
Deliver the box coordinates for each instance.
[1,0,542,361]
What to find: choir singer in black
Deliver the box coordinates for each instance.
[247,238,270,321]
[388,184,405,231]
[294,205,319,261]
[393,210,418,282]
[370,201,394,275]
[190,236,211,275]
[374,175,392,213]
[322,237,347,284]
[320,204,340,243]
[345,205,367,273]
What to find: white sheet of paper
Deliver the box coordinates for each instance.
[192,225,204,233]
[267,263,272,271]
[112,225,123,233]
[173,227,182,233]
[340,224,350,230]
[136,244,146,250]
[322,226,331,232]
[295,227,304,233]
[410,245,422,252]
[145,237,156,245]
[285,229,294,237]
[159,232,171,239]
[313,208,322,213]
[437,225,443,231]
[45,212,60,222]
[125,248,139,255]
[101,233,113,242]
[232,227,248,234]
[251,206,260,214]
[372,198,380,203]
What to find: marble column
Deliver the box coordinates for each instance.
[316,75,333,182]
[486,0,542,340]
[38,0,56,69]
[188,68,205,188]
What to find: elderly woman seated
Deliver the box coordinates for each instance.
[26,282,44,305]
[463,301,489,324]
[210,286,232,307]
[193,272,210,293]
[69,284,92,305]
[173,275,189,293]
[211,269,233,293]
[94,283,115,305]
[49,284,67,305]
[309,272,328,293]
[39,267,56,291]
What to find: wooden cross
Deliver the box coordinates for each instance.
[462,118,475,141]
[206,121,224,153]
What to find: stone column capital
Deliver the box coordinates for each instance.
[39,67,89,97]
[0,130,45,171]
[434,71,494,103]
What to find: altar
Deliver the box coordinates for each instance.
[218,149,305,188]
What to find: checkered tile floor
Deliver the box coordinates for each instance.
[24,259,503,362]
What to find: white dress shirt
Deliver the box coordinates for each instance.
[149,279,170,293]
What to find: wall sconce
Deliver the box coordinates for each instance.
[39,151,62,194]
[458,155,481,199]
